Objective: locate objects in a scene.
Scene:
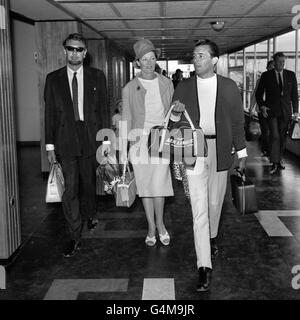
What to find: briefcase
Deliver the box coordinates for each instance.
[230,171,258,215]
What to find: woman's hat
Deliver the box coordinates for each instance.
[133,39,161,68]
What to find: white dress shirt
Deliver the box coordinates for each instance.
[46,65,84,152]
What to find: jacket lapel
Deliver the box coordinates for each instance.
[59,67,73,111]
[83,67,92,118]
[283,69,287,93]
[216,75,222,115]
[272,69,280,90]
[193,75,200,122]
[158,74,168,96]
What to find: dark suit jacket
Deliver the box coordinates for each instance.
[44,66,108,158]
[255,69,299,120]
[172,74,246,172]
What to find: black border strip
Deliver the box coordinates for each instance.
[10,10,35,26]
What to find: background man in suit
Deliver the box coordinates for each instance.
[171,39,247,292]
[255,52,299,174]
[44,33,108,258]
[249,60,274,157]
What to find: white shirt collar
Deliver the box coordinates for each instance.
[196,73,217,81]
[67,65,83,76]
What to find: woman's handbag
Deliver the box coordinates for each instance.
[288,119,300,140]
[96,152,120,195]
[148,104,207,166]
[45,162,65,203]
[114,161,137,207]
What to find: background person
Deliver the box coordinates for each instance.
[249,60,274,157]
[255,52,299,174]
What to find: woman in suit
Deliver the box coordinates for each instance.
[121,39,174,247]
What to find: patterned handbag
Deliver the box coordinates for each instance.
[96,153,120,195]
[171,162,190,200]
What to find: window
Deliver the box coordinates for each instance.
[245,45,255,111]
[276,30,296,71]
[255,40,268,80]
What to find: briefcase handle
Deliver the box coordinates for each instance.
[234,167,246,183]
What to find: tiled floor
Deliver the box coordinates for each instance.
[1,141,300,300]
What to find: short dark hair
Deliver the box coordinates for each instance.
[63,33,87,48]
[266,60,274,68]
[273,52,285,60]
[194,39,219,58]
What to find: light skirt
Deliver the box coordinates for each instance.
[129,135,174,197]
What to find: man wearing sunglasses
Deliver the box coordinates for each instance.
[44,33,108,258]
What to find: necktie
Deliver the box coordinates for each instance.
[278,72,283,95]
[72,72,80,121]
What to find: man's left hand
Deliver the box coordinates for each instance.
[292,112,300,120]
[238,157,247,172]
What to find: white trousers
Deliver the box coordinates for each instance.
[186,139,228,269]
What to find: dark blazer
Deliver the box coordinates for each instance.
[255,69,299,120]
[172,74,246,172]
[44,66,108,158]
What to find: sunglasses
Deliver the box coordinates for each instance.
[65,46,85,53]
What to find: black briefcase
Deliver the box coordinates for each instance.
[230,171,258,215]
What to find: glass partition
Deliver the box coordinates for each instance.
[276,30,296,71]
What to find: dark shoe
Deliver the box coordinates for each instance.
[87,217,99,231]
[270,163,279,175]
[278,161,285,170]
[196,267,212,292]
[210,238,219,258]
[63,240,81,258]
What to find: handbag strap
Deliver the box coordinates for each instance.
[49,161,57,183]
[159,104,198,153]
[162,104,196,130]
[49,161,64,184]
[121,160,132,181]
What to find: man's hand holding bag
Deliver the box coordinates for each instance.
[45,162,65,203]
[148,103,208,167]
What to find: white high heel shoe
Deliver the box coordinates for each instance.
[145,235,156,247]
[159,232,170,246]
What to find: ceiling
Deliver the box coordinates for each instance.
[10,0,299,61]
